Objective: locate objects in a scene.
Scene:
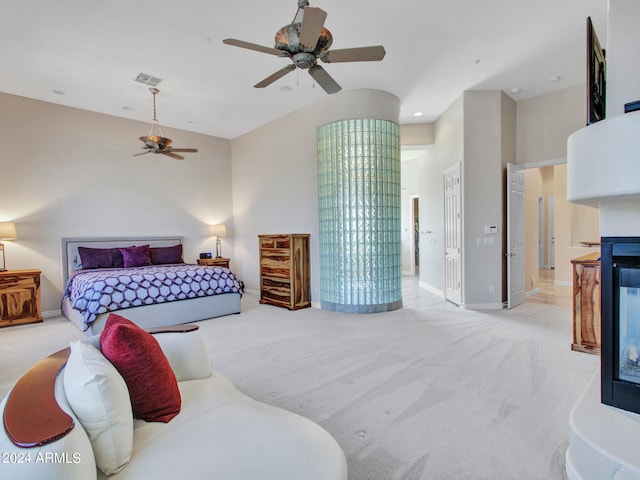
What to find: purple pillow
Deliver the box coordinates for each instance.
[119,245,152,268]
[149,245,183,265]
[78,247,113,270]
[111,248,124,268]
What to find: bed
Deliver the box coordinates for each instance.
[61,237,242,335]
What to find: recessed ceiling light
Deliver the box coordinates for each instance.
[472,59,481,65]
[279,86,292,92]
[549,75,561,83]
[51,89,65,95]
[413,112,424,117]
[122,106,134,111]
[186,120,196,124]
[511,88,521,94]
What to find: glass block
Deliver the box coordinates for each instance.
[317,119,402,312]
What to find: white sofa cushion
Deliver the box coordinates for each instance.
[152,330,213,381]
[64,339,134,475]
[105,373,348,480]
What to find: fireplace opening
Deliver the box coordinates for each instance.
[601,237,640,414]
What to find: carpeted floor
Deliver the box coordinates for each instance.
[0,277,599,479]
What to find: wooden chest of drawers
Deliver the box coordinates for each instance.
[0,269,42,328]
[258,234,310,310]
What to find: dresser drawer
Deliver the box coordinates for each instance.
[259,235,291,250]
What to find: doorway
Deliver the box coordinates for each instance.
[411,195,420,275]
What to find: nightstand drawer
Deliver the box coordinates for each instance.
[197,258,230,268]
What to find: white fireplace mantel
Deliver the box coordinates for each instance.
[567,111,640,208]
[566,370,640,479]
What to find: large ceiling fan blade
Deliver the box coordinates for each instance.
[308,65,341,94]
[321,46,386,63]
[299,7,327,49]
[223,38,288,57]
[163,152,185,160]
[133,150,151,157]
[254,64,296,88]
[170,148,198,153]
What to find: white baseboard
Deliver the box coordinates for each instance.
[43,309,62,319]
[525,288,541,298]
[418,282,444,298]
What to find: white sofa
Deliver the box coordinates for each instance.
[0,325,348,480]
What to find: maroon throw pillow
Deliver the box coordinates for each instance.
[99,314,181,423]
[149,244,183,265]
[119,245,152,268]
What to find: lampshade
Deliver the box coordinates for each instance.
[0,222,17,241]
[209,224,227,238]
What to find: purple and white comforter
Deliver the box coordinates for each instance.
[63,264,242,330]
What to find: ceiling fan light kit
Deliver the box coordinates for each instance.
[223,1,385,94]
[135,88,198,160]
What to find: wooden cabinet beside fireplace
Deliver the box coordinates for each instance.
[258,234,310,310]
[0,269,43,327]
[571,252,601,354]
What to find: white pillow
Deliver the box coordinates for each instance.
[153,330,213,381]
[64,339,133,475]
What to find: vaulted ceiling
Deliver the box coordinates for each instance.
[0,0,608,139]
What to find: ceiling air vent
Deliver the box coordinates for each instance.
[135,73,163,87]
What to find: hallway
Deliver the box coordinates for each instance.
[525,268,572,307]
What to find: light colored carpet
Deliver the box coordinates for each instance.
[0,278,599,479]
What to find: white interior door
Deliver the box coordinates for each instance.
[547,195,555,268]
[507,163,525,309]
[444,163,462,305]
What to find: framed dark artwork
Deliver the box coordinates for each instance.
[587,16,606,125]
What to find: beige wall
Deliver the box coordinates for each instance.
[515,85,600,285]
[516,85,586,165]
[462,91,513,307]
[553,164,600,284]
[230,89,400,302]
[523,169,540,293]
[400,123,435,146]
[0,93,234,314]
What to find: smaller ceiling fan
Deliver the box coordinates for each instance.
[223,0,386,94]
[135,88,198,160]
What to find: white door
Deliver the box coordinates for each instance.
[507,163,525,309]
[547,195,555,268]
[538,197,545,268]
[444,163,462,305]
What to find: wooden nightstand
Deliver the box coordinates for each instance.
[0,269,43,327]
[197,257,230,268]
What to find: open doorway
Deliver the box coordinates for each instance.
[411,195,420,275]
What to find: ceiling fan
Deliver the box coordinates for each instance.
[135,88,198,160]
[223,0,386,94]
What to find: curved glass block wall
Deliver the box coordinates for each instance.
[317,119,402,313]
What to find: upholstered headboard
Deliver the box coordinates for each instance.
[61,236,184,286]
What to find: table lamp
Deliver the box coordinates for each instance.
[0,222,17,272]
[209,224,227,258]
